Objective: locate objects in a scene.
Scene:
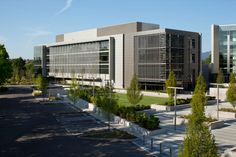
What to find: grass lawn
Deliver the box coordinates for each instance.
[115,93,168,107]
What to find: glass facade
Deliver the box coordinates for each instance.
[219,25,236,74]
[48,40,109,77]
[34,45,48,76]
[134,33,184,89]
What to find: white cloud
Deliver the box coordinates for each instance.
[56,0,73,15]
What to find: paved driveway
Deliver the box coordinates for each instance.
[0,86,151,157]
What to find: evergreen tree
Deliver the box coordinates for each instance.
[68,76,80,105]
[36,75,48,97]
[127,74,143,105]
[0,44,12,86]
[25,60,34,82]
[100,81,118,130]
[226,73,236,108]
[216,69,225,84]
[165,70,176,99]
[179,74,218,157]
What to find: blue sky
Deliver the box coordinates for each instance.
[0,0,236,59]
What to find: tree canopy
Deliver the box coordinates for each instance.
[11,57,26,83]
[68,75,80,105]
[35,75,48,97]
[216,69,225,84]
[226,73,236,108]
[179,74,218,157]
[165,70,176,99]
[0,44,12,86]
[127,74,143,105]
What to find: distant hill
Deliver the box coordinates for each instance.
[202,51,211,60]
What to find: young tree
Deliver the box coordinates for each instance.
[68,76,80,105]
[179,74,218,157]
[11,57,26,82]
[36,75,48,97]
[226,73,236,108]
[127,74,143,105]
[165,70,176,99]
[100,81,118,130]
[25,60,34,82]
[216,69,225,84]
[0,44,12,86]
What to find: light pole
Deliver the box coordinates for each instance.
[168,86,183,130]
[210,83,222,120]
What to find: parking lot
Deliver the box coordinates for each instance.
[0,86,151,157]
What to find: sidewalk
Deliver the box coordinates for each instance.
[64,97,236,156]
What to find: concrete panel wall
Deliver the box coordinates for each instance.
[97,22,159,37]
[124,33,135,88]
[97,22,138,37]
[112,35,124,88]
[56,34,64,42]
[137,22,159,31]
[211,24,219,73]
[63,29,98,42]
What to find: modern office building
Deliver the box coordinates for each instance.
[211,24,236,76]
[34,22,201,90]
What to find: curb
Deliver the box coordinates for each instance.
[77,136,136,142]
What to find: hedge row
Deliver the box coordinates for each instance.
[79,88,159,130]
[114,107,159,130]
[161,96,216,106]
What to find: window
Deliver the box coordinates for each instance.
[191,39,195,49]
[192,54,195,63]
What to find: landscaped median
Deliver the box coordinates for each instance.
[86,102,166,138]
[151,96,216,111]
[175,114,224,130]
[219,108,236,119]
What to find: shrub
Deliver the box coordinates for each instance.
[206,96,216,101]
[32,90,42,96]
[162,98,192,106]
[179,114,216,123]
[219,108,236,113]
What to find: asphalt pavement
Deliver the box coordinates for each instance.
[0,86,151,157]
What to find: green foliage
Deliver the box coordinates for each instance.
[216,69,225,84]
[116,93,168,107]
[226,73,236,108]
[165,70,176,99]
[11,57,26,82]
[68,76,80,105]
[202,54,211,64]
[35,75,48,97]
[162,98,192,106]
[114,106,159,130]
[0,44,12,86]
[179,74,218,157]
[219,108,236,113]
[91,85,159,130]
[127,74,143,105]
[25,60,34,81]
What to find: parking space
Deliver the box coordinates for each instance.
[55,111,107,133]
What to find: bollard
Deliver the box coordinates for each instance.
[160,143,162,155]
[143,135,145,145]
[151,138,153,151]
[169,147,172,157]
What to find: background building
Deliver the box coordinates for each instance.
[211,24,236,79]
[34,22,201,90]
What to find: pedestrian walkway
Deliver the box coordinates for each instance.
[68,97,236,156]
[212,119,236,153]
